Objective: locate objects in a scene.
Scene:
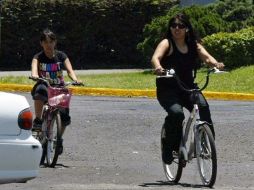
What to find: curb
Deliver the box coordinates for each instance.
[0,83,254,101]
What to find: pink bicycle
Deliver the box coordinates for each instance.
[29,77,83,167]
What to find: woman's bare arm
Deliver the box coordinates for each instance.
[197,43,224,69]
[151,39,170,75]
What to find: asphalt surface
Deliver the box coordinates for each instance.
[0,69,254,189]
[1,94,254,190]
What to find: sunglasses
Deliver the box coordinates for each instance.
[171,23,186,29]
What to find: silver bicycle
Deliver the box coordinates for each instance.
[159,67,226,187]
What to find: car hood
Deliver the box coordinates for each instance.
[0,92,30,136]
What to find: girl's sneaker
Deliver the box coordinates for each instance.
[32,118,42,131]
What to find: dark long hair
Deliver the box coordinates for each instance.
[40,28,57,42]
[166,13,199,59]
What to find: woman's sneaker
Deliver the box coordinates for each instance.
[57,138,63,155]
[32,118,42,131]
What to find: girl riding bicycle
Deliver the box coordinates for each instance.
[31,28,82,154]
[151,13,224,164]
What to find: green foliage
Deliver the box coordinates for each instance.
[183,6,226,36]
[137,7,180,61]
[212,0,254,31]
[2,0,253,70]
[0,0,179,70]
[202,27,254,69]
[137,5,226,61]
[137,0,254,66]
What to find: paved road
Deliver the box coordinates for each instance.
[1,94,254,190]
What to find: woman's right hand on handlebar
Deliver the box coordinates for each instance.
[154,66,165,75]
[29,75,39,81]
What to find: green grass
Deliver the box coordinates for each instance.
[77,70,155,90]
[0,66,253,93]
[195,66,254,93]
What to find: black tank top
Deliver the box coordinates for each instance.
[157,39,197,89]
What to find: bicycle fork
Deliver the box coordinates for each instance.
[41,105,54,141]
[46,109,56,154]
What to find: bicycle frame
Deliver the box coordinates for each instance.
[159,67,225,186]
[180,104,197,162]
[37,85,71,141]
[180,92,210,162]
[165,69,214,162]
[30,101,61,166]
[41,104,58,142]
[29,76,84,167]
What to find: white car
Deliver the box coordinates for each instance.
[0,92,42,184]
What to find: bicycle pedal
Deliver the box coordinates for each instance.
[32,128,42,132]
[172,151,179,158]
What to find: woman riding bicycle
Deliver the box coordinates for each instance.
[151,13,224,164]
[31,28,82,154]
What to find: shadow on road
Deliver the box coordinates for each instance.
[39,163,70,169]
[139,180,207,189]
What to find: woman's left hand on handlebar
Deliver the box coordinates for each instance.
[73,80,84,86]
[215,62,225,70]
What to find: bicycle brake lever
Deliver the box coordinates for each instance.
[165,69,175,77]
[213,67,228,74]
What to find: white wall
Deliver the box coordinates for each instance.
[180,0,215,6]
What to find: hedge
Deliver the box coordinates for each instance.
[202,26,254,69]
[137,1,254,66]
[137,5,226,62]
[0,0,178,71]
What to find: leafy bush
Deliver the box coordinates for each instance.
[0,0,179,70]
[137,0,254,65]
[211,0,254,31]
[137,5,226,62]
[202,27,254,69]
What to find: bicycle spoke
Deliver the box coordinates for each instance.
[196,124,217,187]
[45,112,62,167]
[161,126,183,183]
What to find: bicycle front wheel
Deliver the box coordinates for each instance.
[196,124,217,187]
[46,111,62,167]
[161,126,183,183]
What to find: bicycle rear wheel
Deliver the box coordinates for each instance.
[46,111,62,167]
[196,124,217,187]
[161,126,183,183]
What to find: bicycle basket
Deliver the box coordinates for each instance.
[48,86,72,108]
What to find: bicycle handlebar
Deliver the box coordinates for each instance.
[29,76,84,87]
[157,67,227,93]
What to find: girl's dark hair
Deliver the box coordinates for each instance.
[40,29,57,42]
[166,13,200,58]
